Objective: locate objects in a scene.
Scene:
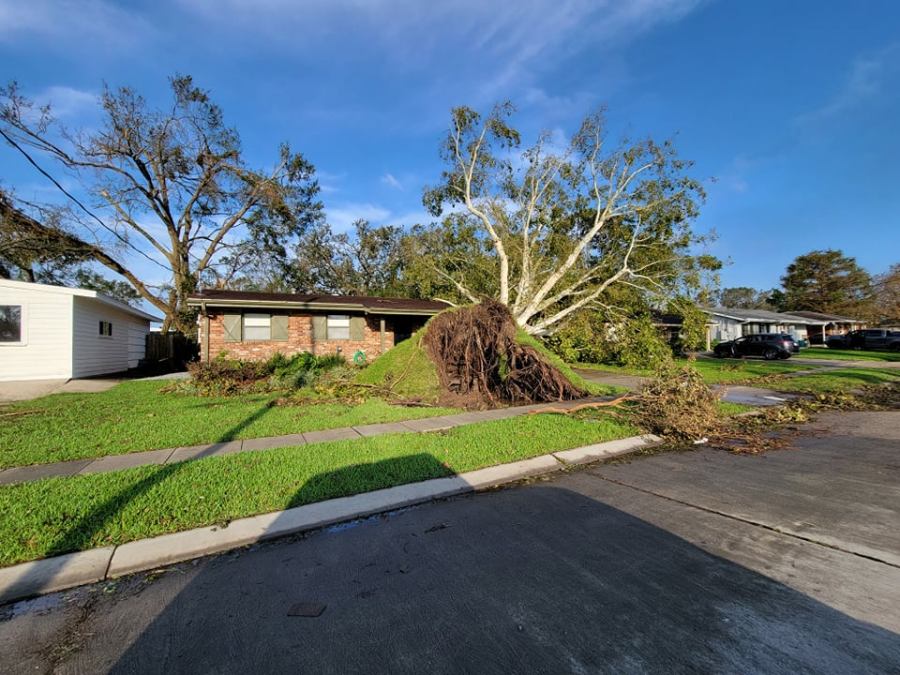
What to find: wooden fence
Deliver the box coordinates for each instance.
[144,332,198,372]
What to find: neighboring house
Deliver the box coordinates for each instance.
[785,311,866,344]
[187,289,449,363]
[0,279,161,381]
[704,307,827,344]
[651,312,716,351]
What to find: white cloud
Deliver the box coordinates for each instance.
[798,44,899,124]
[178,0,706,105]
[316,170,346,195]
[380,173,403,190]
[326,202,392,232]
[0,0,154,47]
[34,86,97,119]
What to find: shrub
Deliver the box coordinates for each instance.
[184,352,347,396]
[670,300,708,353]
[546,311,674,369]
[544,311,613,364]
[614,315,674,370]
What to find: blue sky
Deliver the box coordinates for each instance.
[1,0,899,292]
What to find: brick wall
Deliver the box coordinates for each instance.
[202,311,397,363]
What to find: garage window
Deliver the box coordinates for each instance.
[243,313,271,341]
[99,320,113,337]
[0,305,22,343]
[327,315,350,340]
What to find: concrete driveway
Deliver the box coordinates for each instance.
[0,378,121,403]
[1,411,898,673]
[574,368,800,406]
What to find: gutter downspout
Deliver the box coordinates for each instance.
[200,302,210,364]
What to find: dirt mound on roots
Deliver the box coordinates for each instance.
[422,300,585,408]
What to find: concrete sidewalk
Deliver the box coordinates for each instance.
[0,398,607,486]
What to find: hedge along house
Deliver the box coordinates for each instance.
[704,307,827,344]
[0,278,161,381]
[187,289,450,364]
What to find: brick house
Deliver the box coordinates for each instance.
[187,289,449,363]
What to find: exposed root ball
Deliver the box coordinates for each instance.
[422,300,585,407]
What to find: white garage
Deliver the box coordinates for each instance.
[0,279,161,381]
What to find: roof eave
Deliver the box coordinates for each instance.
[186,297,443,316]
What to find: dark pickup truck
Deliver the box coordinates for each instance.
[826,329,900,351]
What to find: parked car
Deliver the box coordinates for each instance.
[781,333,804,351]
[713,333,796,360]
[826,329,900,351]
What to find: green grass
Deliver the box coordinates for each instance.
[756,367,900,394]
[717,401,755,416]
[794,348,900,362]
[354,330,442,401]
[0,413,636,566]
[354,324,618,400]
[515,330,617,396]
[574,358,811,385]
[0,380,458,469]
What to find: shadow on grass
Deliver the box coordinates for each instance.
[3,448,452,604]
[213,401,275,443]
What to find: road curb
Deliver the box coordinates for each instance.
[0,434,661,605]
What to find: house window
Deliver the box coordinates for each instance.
[99,320,113,337]
[243,313,271,341]
[327,315,350,340]
[0,305,22,343]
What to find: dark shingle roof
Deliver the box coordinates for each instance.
[187,289,449,314]
[705,307,827,324]
[786,310,862,323]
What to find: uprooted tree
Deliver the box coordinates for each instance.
[423,299,584,407]
[0,76,322,333]
[420,103,719,334]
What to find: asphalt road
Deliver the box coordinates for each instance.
[1,411,898,674]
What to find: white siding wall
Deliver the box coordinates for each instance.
[711,316,744,343]
[127,322,149,369]
[72,296,149,377]
[0,285,74,380]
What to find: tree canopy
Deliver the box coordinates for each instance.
[419,104,718,333]
[0,76,322,332]
[873,263,900,323]
[780,249,873,317]
[715,286,776,309]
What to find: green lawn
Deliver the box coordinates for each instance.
[756,367,900,394]
[0,380,459,469]
[0,413,637,566]
[795,348,900,362]
[717,401,755,416]
[575,358,812,384]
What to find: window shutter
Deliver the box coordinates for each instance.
[271,314,289,341]
[312,315,327,341]
[350,316,365,341]
[223,314,242,342]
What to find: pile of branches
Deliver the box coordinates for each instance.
[634,362,722,441]
[423,299,585,407]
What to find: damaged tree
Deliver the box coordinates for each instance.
[422,300,585,407]
[0,77,322,333]
[421,104,719,334]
